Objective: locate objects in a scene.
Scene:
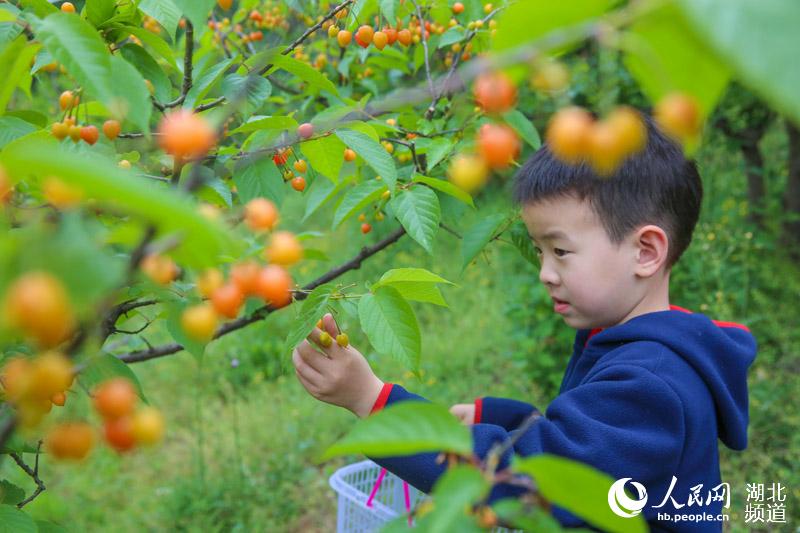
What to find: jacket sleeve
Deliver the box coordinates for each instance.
[365,363,686,529]
[474,396,539,429]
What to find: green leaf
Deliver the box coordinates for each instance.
[119,43,172,103]
[623,3,731,117]
[379,0,397,24]
[677,0,800,125]
[269,53,339,96]
[78,353,148,402]
[492,0,616,81]
[0,116,37,150]
[514,454,649,533]
[138,0,181,38]
[1,138,241,268]
[86,0,117,29]
[322,401,471,459]
[461,213,507,271]
[232,155,286,207]
[335,128,398,190]
[426,466,491,532]
[0,504,37,533]
[373,268,454,307]
[412,174,474,208]
[302,174,351,222]
[108,55,152,132]
[222,73,271,114]
[0,480,24,505]
[503,109,541,149]
[34,521,69,533]
[231,115,298,135]
[438,27,466,48]
[184,57,235,109]
[358,286,421,371]
[36,13,113,104]
[165,299,207,361]
[0,38,39,114]
[301,135,346,182]
[421,138,454,172]
[171,0,216,34]
[388,186,440,254]
[283,283,336,355]
[510,219,538,266]
[18,0,57,18]
[332,179,387,228]
[116,25,178,70]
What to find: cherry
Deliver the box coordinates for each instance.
[196,268,224,298]
[244,197,279,231]
[51,122,68,140]
[361,223,372,234]
[373,31,388,50]
[211,283,244,319]
[230,261,261,295]
[343,148,357,161]
[181,303,218,342]
[102,119,121,140]
[356,26,374,48]
[655,92,700,142]
[265,231,303,266]
[255,265,293,308]
[293,159,307,173]
[384,27,398,45]
[545,106,594,163]
[51,391,66,406]
[3,271,76,348]
[453,2,465,14]
[80,125,99,145]
[477,123,520,169]
[473,71,517,114]
[59,90,75,110]
[319,331,333,348]
[60,2,75,13]
[131,407,164,445]
[297,122,314,139]
[45,422,94,460]
[447,153,488,193]
[337,30,352,47]
[93,378,137,420]
[336,333,349,347]
[157,109,216,161]
[291,176,306,191]
[397,29,412,46]
[104,416,136,453]
[141,253,178,285]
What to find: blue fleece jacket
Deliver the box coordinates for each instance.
[366,305,757,532]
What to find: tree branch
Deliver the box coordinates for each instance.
[116,226,408,364]
[160,20,194,109]
[11,441,47,508]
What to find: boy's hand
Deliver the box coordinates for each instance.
[292,313,385,419]
[449,403,476,425]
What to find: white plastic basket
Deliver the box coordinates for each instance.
[329,460,519,532]
[329,460,423,532]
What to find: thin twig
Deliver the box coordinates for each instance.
[161,20,194,109]
[410,0,435,100]
[10,442,46,508]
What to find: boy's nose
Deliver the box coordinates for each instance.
[538,259,560,286]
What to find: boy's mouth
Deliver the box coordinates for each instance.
[552,297,570,313]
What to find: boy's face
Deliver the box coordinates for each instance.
[521,195,654,330]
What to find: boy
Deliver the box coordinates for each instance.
[292,115,757,531]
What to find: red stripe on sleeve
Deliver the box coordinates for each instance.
[369,383,394,415]
[474,397,483,424]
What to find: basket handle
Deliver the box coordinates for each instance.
[367,467,413,526]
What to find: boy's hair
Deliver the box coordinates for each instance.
[512,113,703,269]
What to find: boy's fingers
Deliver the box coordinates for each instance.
[294,342,329,374]
[322,312,340,337]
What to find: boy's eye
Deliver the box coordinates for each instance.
[534,246,543,255]
[554,248,569,257]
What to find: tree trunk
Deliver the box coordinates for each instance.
[741,142,766,229]
[782,121,800,259]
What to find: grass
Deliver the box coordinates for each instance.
[2,132,798,531]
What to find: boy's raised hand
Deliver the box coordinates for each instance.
[292,313,385,419]
[449,403,476,425]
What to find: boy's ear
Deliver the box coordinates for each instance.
[633,225,669,278]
